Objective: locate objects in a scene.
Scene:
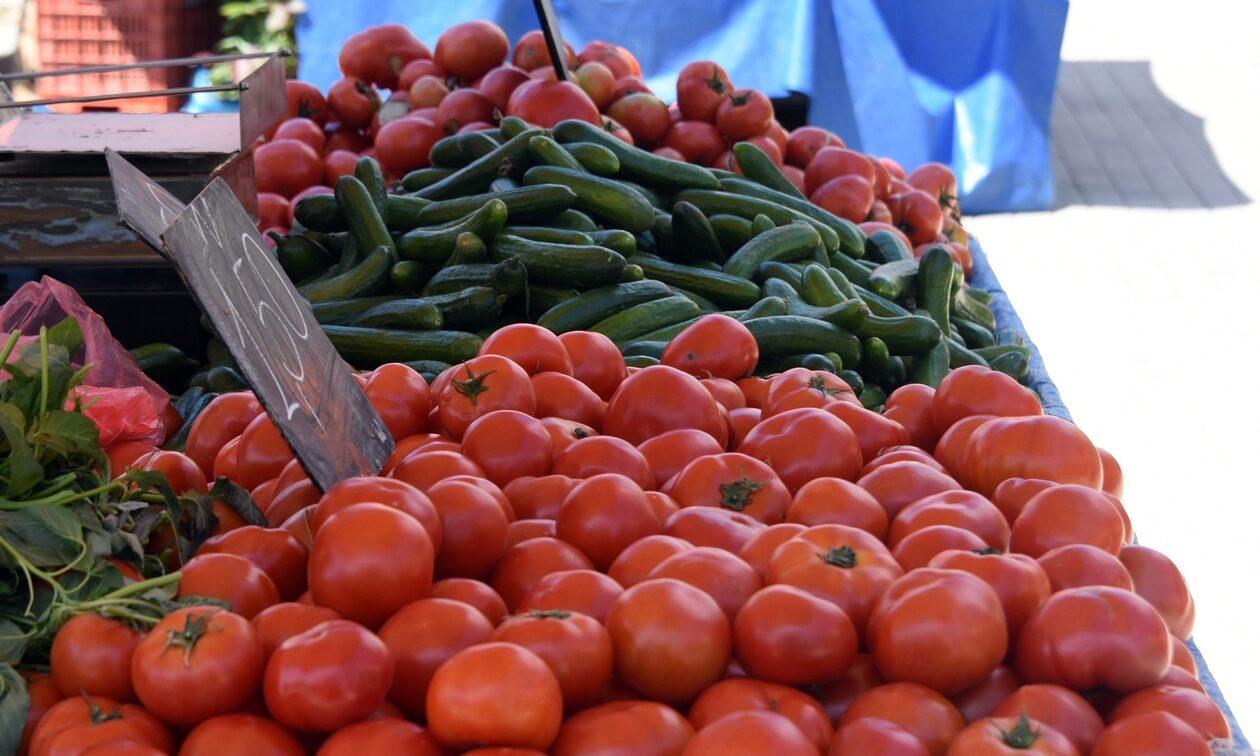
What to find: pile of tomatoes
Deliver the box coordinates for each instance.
[24,315,1227,755]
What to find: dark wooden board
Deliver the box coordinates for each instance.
[531,0,570,81]
[153,177,393,490]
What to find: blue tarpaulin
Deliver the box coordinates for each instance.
[296,0,1067,212]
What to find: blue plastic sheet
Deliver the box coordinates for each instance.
[295,0,1066,212]
[970,238,1251,750]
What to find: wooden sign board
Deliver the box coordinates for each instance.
[531,0,571,81]
[104,148,186,255]
[106,152,393,490]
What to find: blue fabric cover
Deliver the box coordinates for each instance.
[295,0,1067,212]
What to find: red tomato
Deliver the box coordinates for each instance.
[132,449,207,493]
[426,643,563,750]
[990,477,1056,524]
[663,452,791,524]
[600,115,635,145]
[1092,711,1210,756]
[949,666,1022,724]
[841,682,964,756]
[377,598,494,718]
[888,490,1009,550]
[1036,543,1133,592]
[662,120,726,164]
[661,314,759,381]
[200,526,308,601]
[313,475,441,548]
[492,610,613,711]
[932,366,1042,432]
[50,613,140,702]
[517,569,624,625]
[433,20,509,81]
[308,503,434,627]
[702,377,746,411]
[763,367,857,417]
[684,710,818,755]
[945,715,1078,755]
[806,147,875,195]
[338,24,428,90]
[438,355,536,438]
[736,523,805,580]
[787,477,889,538]
[428,578,508,625]
[480,323,573,375]
[786,126,844,168]
[508,80,601,127]
[928,549,1049,639]
[829,718,929,756]
[423,479,509,579]
[20,673,64,756]
[961,416,1103,495]
[29,695,171,756]
[177,552,279,619]
[991,684,1103,755]
[551,435,653,489]
[608,93,671,146]
[812,175,875,223]
[538,418,596,457]
[691,678,833,751]
[317,719,441,755]
[727,407,762,448]
[407,74,448,109]
[436,88,495,134]
[324,124,371,155]
[663,507,764,553]
[558,331,626,400]
[606,578,731,704]
[474,65,528,112]
[555,474,658,571]
[131,607,262,727]
[607,534,693,588]
[460,410,553,486]
[1108,685,1228,741]
[322,149,359,186]
[501,475,575,520]
[647,546,760,622]
[892,526,989,571]
[739,408,863,491]
[374,116,442,174]
[551,701,694,756]
[893,190,945,246]
[857,460,961,520]
[1016,587,1172,693]
[212,435,241,481]
[734,584,858,685]
[883,383,939,450]
[255,139,323,198]
[250,602,340,660]
[235,413,294,491]
[1119,544,1195,641]
[279,80,328,128]
[933,414,995,479]
[825,401,910,463]
[363,363,430,441]
[106,440,157,479]
[512,29,576,71]
[274,118,325,154]
[1010,484,1124,557]
[491,537,593,611]
[638,429,724,490]
[577,40,636,79]
[868,569,1008,695]
[676,60,731,121]
[264,619,391,732]
[531,372,605,427]
[390,449,486,492]
[716,89,773,142]
[179,712,305,755]
[1098,447,1124,499]
[257,192,291,232]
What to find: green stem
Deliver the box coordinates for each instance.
[0,479,124,511]
[96,571,181,601]
[0,330,20,370]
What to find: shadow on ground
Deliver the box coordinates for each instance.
[1052,61,1249,209]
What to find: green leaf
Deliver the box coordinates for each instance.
[0,403,42,498]
[44,318,84,360]
[0,662,29,756]
[209,478,268,527]
[31,410,102,459]
[0,504,84,567]
[0,619,28,665]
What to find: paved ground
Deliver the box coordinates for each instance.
[968,0,1260,737]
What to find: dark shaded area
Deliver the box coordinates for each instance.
[1052,60,1249,209]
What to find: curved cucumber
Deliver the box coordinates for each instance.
[490,234,627,288]
[522,165,655,232]
[416,184,575,226]
[563,142,620,176]
[553,119,720,190]
[742,315,861,367]
[724,222,821,279]
[630,255,762,308]
[536,280,674,333]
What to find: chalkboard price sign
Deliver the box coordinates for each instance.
[105,148,187,255]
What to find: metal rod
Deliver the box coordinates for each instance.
[531,0,570,81]
[0,51,291,83]
[0,83,245,110]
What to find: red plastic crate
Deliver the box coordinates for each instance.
[35,0,219,113]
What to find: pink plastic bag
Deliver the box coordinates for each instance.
[1,276,168,447]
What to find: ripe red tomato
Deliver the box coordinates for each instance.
[786,126,844,167]
[374,116,442,174]
[435,88,495,134]
[131,607,262,727]
[255,139,323,198]
[377,597,493,718]
[893,190,945,246]
[363,363,431,441]
[868,569,1008,695]
[736,523,805,580]
[264,619,391,732]
[1036,544,1133,592]
[889,490,1010,551]
[508,80,601,127]
[739,408,864,490]
[604,365,726,446]
[308,502,434,627]
[551,701,694,756]
[928,550,1049,639]
[1108,685,1228,741]
[555,473,659,571]
[601,115,635,144]
[502,475,575,520]
[990,477,1056,524]
[962,416,1104,495]
[19,673,63,756]
[200,526,307,601]
[407,74,448,109]
[132,449,207,493]
[1091,711,1211,756]
[398,57,445,90]
[250,602,340,660]
[177,552,279,619]
[663,452,791,524]
[829,717,930,756]
[663,507,764,553]
[428,578,508,626]
[390,449,486,492]
[908,162,960,215]
[317,719,442,755]
[434,20,509,81]
[178,712,305,755]
[549,435,651,488]
[512,29,575,71]
[323,149,360,185]
[647,546,760,621]
[892,525,988,571]
[476,64,529,112]
[637,429,724,490]
[684,710,819,755]
[1118,544,1195,640]
[327,77,381,131]
[274,118,325,154]
[234,413,294,491]
[676,60,731,121]
[734,584,858,685]
[883,383,940,450]
[857,460,961,520]
[480,323,572,375]
[716,89,773,142]
[533,372,606,427]
[763,367,857,416]
[949,666,1021,724]
[577,40,636,79]
[825,401,910,464]
[609,75,650,99]
[50,613,140,702]
[313,475,441,548]
[1010,484,1124,557]
[991,685,1103,755]
[517,569,624,624]
[438,355,536,438]
[338,24,428,90]
[662,120,726,164]
[558,331,626,400]
[605,578,731,704]
[691,678,833,751]
[279,80,328,129]
[933,414,996,478]
[426,643,563,750]
[932,366,1041,432]
[257,191,290,232]
[805,147,875,195]
[607,534,693,588]
[946,715,1077,755]
[29,695,172,756]
[460,410,553,486]
[661,314,759,381]
[427,480,510,578]
[490,537,593,611]
[841,683,964,756]
[812,175,875,223]
[608,93,671,146]
[491,610,613,711]
[1016,586,1172,693]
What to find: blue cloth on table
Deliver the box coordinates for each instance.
[295,0,1066,213]
[970,238,1251,750]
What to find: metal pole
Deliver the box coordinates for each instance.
[0,51,291,83]
[0,83,246,110]
[531,0,570,81]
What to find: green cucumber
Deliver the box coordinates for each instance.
[354,157,389,217]
[855,314,941,355]
[273,233,334,282]
[620,264,644,282]
[952,287,997,331]
[423,257,527,297]
[762,278,868,331]
[623,355,660,368]
[529,134,586,171]
[293,193,346,232]
[398,199,508,263]
[588,229,637,256]
[801,263,847,306]
[860,337,893,385]
[628,315,703,344]
[724,222,821,279]
[311,295,405,325]
[402,360,452,381]
[996,329,1026,347]
[129,343,186,375]
[838,369,864,393]
[398,167,454,191]
[955,318,996,348]
[428,131,501,169]
[490,235,627,288]
[674,189,840,253]
[710,214,754,253]
[527,286,581,319]
[857,288,912,318]
[629,254,762,308]
[553,119,720,189]
[865,229,913,263]
[975,345,1032,363]
[548,208,599,231]
[671,201,725,263]
[742,316,861,367]
[751,213,776,236]
[537,279,674,333]
[563,142,619,176]
[206,366,248,393]
[352,300,443,330]
[408,287,503,329]
[755,262,806,293]
[498,116,530,138]
[447,232,487,265]
[668,286,719,313]
[299,244,393,303]
[733,142,805,199]
[416,184,575,225]
[336,176,394,256]
[622,341,667,359]
[946,338,989,369]
[916,245,957,332]
[502,226,594,245]
[323,327,482,368]
[763,353,837,373]
[413,128,542,199]
[716,178,863,257]
[911,341,950,387]
[859,385,888,411]
[591,296,703,345]
[522,166,655,232]
[391,261,428,293]
[739,297,789,321]
[829,252,872,289]
[988,350,1031,381]
[384,195,432,231]
[623,181,667,210]
[868,259,919,302]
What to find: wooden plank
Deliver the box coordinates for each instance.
[159,177,393,490]
[0,112,240,156]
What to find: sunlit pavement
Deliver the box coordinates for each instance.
[967,0,1260,736]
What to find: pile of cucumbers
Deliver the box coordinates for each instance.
[261,115,1026,407]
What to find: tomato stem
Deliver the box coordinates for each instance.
[451,366,496,406]
[163,610,212,666]
[818,545,857,568]
[998,711,1041,749]
[718,477,762,511]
